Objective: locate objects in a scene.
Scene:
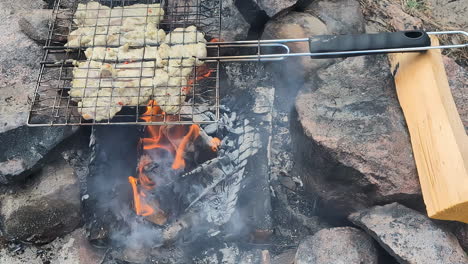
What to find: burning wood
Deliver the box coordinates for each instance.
[128,97,220,225]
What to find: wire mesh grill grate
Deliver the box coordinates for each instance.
[28,0,221,126]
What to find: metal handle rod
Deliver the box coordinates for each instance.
[201,31,468,62]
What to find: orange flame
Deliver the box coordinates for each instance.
[129,65,220,220]
[128,176,155,216]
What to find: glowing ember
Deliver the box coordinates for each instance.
[210,138,221,152]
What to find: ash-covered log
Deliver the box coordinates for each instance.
[84,125,140,247]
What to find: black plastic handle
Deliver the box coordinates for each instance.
[309,30,431,58]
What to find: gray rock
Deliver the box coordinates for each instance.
[0,2,77,184]
[349,203,468,264]
[262,12,332,80]
[292,55,421,215]
[257,0,298,17]
[0,157,81,244]
[426,0,468,29]
[0,1,43,133]
[304,0,366,34]
[295,227,378,264]
[18,9,53,43]
[218,0,250,41]
[0,126,78,184]
[44,0,76,9]
[51,228,107,264]
[271,249,296,264]
[441,222,468,253]
[0,228,106,264]
[444,56,468,131]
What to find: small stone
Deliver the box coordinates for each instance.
[257,0,297,17]
[349,203,468,264]
[203,123,218,135]
[18,9,53,43]
[271,249,296,264]
[295,227,378,264]
[0,158,81,244]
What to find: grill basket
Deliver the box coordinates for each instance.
[28,0,221,126]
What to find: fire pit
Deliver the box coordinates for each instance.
[2,0,467,263]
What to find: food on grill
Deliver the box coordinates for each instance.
[164,26,207,44]
[67,1,165,47]
[66,26,166,47]
[159,43,207,66]
[68,2,207,121]
[70,59,192,121]
[73,2,164,27]
[84,44,167,67]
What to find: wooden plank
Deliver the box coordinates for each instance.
[389,36,468,223]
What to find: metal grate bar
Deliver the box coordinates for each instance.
[28,0,221,126]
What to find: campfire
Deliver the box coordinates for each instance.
[3,0,467,263]
[129,66,218,225]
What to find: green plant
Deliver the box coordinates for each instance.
[404,0,426,11]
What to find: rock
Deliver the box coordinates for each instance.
[426,0,468,29]
[292,55,421,215]
[0,228,106,264]
[443,56,468,131]
[295,227,378,264]
[0,126,78,184]
[441,222,468,253]
[0,1,44,132]
[51,228,107,264]
[18,9,53,43]
[0,157,81,244]
[303,0,366,34]
[218,0,250,41]
[271,249,296,264]
[453,224,468,253]
[262,12,332,81]
[44,0,75,8]
[257,0,298,17]
[0,1,77,184]
[349,203,468,264]
[384,3,423,30]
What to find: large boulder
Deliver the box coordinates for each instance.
[295,227,378,264]
[292,54,468,216]
[349,203,468,264]
[0,2,77,184]
[303,0,366,34]
[292,55,420,216]
[0,157,81,244]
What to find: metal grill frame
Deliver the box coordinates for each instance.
[28,0,221,126]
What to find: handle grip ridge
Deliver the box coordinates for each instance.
[309,30,431,58]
